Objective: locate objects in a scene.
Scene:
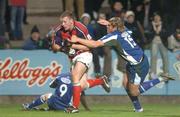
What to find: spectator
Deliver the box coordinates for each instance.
[22,25,48,50]
[125,10,147,49]
[168,27,180,61]
[94,13,107,75]
[168,27,180,52]
[0,0,6,37]
[64,0,84,19]
[149,12,169,78]
[0,0,11,49]
[95,13,112,78]
[85,0,104,21]
[0,36,11,49]
[9,0,27,40]
[5,0,11,34]
[80,13,96,38]
[109,1,124,18]
[23,6,29,25]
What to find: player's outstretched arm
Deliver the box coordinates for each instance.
[70,35,104,48]
[71,44,90,51]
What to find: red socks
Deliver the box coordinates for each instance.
[72,79,104,108]
[87,79,104,88]
[73,85,82,108]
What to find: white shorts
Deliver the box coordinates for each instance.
[71,52,92,69]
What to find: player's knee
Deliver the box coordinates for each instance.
[40,95,46,102]
[71,71,80,83]
[41,93,52,102]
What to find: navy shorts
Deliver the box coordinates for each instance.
[126,54,149,85]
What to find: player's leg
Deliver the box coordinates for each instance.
[126,70,174,112]
[79,73,110,111]
[71,61,87,109]
[139,74,175,94]
[22,93,52,110]
[126,54,174,112]
[65,62,87,113]
[87,76,110,92]
[80,73,110,92]
[137,55,174,94]
[65,52,92,113]
[123,74,143,112]
[125,55,150,112]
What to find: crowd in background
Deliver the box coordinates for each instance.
[0,0,179,76]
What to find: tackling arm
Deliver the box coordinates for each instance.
[70,35,104,48]
[71,44,90,51]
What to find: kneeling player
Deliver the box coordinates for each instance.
[22,72,110,112]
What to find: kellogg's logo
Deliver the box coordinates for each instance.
[0,58,62,87]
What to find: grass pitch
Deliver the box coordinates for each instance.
[0,104,180,117]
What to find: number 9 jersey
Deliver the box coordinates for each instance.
[47,72,73,110]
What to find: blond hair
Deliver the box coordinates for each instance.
[109,17,125,32]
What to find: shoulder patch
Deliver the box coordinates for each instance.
[61,77,71,84]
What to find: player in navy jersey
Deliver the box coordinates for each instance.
[69,17,175,112]
[22,72,110,112]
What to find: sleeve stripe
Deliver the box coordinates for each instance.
[74,21,91,40]
[76,26,88,39]
[101,35,118,43]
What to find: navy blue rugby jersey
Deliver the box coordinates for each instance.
[100,29,143,65]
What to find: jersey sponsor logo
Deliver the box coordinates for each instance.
[0,57,62,87]
[61,77,71,84]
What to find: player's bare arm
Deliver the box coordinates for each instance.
[70,35,104,48]
[71,44,90,51]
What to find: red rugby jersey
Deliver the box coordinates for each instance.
[55,21,92,59]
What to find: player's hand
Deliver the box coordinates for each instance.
[46,29,55,38]
[97,19,110,26]
[70,35,78,43]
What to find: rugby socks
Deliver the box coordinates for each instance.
[126,89,142,110]
[87,79,104,88]
[28,96,45,109]
[73,82,82,108]
[139,78,161,94]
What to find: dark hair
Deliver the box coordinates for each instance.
[31,25,39,34]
